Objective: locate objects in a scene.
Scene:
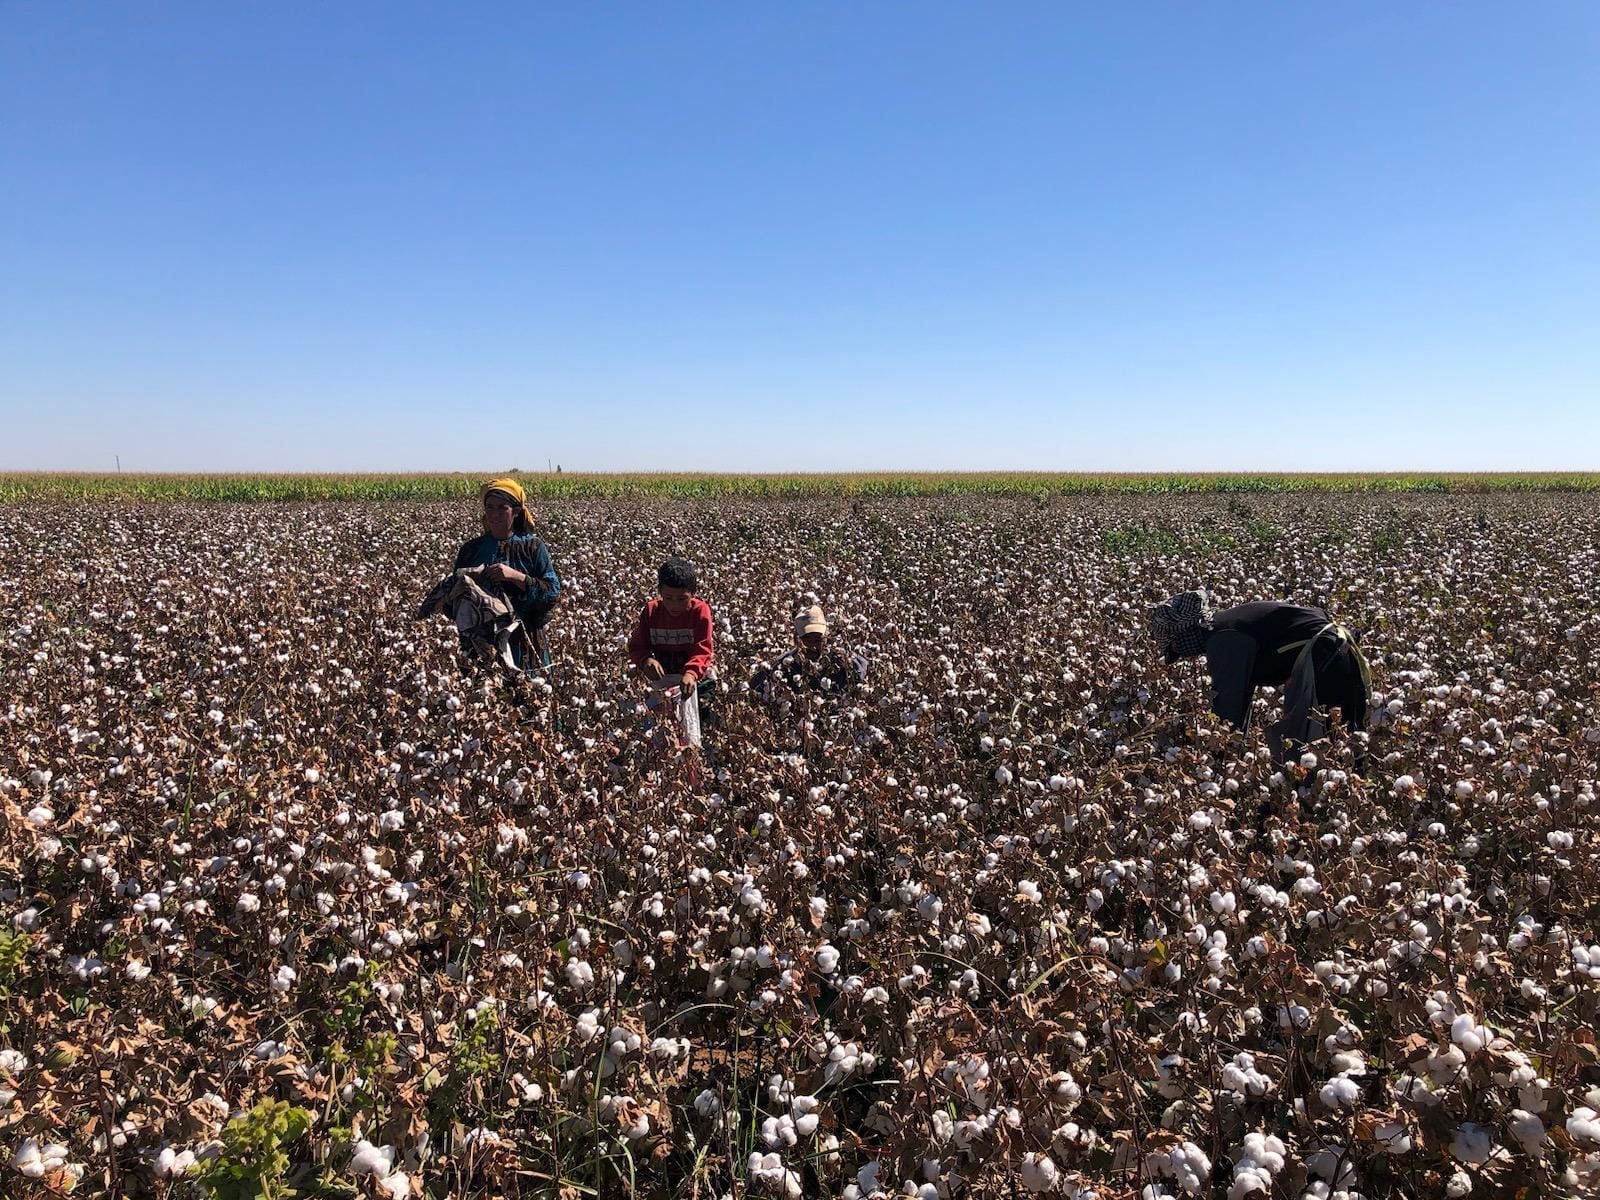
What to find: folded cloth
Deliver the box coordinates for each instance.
[417,566,534,673]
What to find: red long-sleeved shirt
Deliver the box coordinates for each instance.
[628,597,715,679]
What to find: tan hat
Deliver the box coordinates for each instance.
[795,605,828,638]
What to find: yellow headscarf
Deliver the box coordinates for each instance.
[480,477,535,535]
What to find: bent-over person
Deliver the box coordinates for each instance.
[1148,591,1370,766]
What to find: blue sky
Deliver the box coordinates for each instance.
[3,4,1597,471]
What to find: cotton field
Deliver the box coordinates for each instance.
[3,495,1600,1198]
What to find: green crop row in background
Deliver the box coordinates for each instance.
[3,472,1599,503]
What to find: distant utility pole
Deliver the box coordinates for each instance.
[116,455,122,473]
[548,458,553,472]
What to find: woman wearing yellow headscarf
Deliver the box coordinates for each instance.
[453,478,561,666]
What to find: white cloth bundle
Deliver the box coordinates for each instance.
[653,674,702,747]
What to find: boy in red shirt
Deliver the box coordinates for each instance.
[628,558,716,713]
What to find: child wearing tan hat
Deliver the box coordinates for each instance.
[752,604,867,702]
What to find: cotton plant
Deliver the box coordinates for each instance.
[5,496,1600,1195]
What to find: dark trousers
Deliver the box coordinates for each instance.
[1274,639,1369,764]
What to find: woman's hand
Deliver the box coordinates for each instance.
[482,564,527,590]
[641,657,666,681]
[680,671,698,695]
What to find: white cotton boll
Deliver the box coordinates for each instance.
[1424,1044,1466,1083]
[1372,1120,1411,1155]
[574,1008,602,1043]
[747,1150,803,1198]
[1450,1122,1494,1164]
[694,1089,722,1118]
[994,766,1013,785]
[1016,880,1041,904]
[1020,1152,1059,1193]
[1319,1075,1361,1109]
[1228,1132,1286,1199]
[512,1074,544,1103]
[1445,1170,1473,1197]
[1230,1167,1272,1199]
[1451,1014,1486,1053]
[1276,1004,1310,1030]
[1568,1107,1600,1145]
[1143,1143,1210,1196]
[1328,1050,1364,1076]
[1154,1141,1211,1194]
[760,1115,789,1148]
[1509,1110,1546,1159]
[650,1037,686,1061]
[1222,1052,1271,1099]
[1047,1071,1083,1107]
[12,1138,70,1179]
[349,1140,396,1176]
[154,1145,197,1177]
[815,943,840,974]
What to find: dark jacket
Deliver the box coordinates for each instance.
[1200,602,1366,730]
[751,646,868,703]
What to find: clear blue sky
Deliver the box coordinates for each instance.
[3,4,1598,472]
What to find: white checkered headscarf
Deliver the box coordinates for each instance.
[1149,590,1216,662]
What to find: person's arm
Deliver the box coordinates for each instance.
[521,539,560,600]
[627,605,661,675]
[482,537,552,595]
[679,605,715,686]
[504,539,561,627]
[1204,631,1257,730]
[453,538,478,570]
